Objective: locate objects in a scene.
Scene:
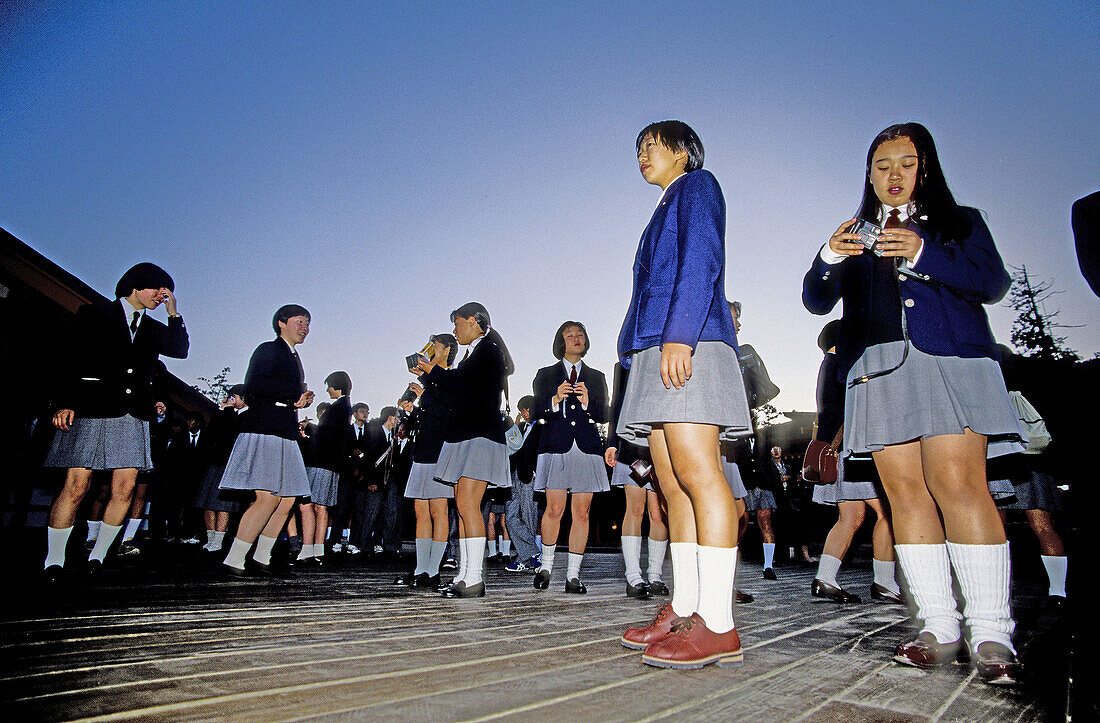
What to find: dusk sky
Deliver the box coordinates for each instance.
[2,2,1097,419]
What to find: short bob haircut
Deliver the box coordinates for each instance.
[517,394,534,412]
[636,120,704,173]
[325,370,352,396]
[351,402,369,416]
[272,304,311,335]
[430,333,459,367]
[552,320,590,360]
[856,122,972,244]
[115,262,174,299]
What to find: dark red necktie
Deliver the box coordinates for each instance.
[130,311,140,334]
[569,365,578,385]
[885,209,902,229]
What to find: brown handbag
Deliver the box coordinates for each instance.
[801,427,843,485]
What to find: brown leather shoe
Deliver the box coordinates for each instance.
[621,602,676,650]
[870,583,904,604]
[811,578,861,603]
[735,589,755,604]
[641,613,744,669]
[972,641,1022,685]
[893,632,961,668]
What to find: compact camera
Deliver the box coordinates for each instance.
[629,458,653,482]
[406,340,436,371]
[849,220,884,256]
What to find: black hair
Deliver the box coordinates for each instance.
[817,319,841,353]
[184,410,204,424]
[272,304,310,335]
[324,370,352,395]
[114,262,174,298]
[317,401,331,416]
[430,333,459,366]
[227,384,246,399]
[351,402,369,415]
[857,122,973,244]
[552,320,590,359]
[450,302,514,376]
[380,405,398,421]
[517,394,534,411]
[636,120,704,172]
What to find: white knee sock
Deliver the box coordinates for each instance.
[223,537,252,569]
[1040,555,1067,598]
[873,558,901,594]
[622,535,644,585]
[540,543,556,574]
[465,537,486,585]
[762,542,776,570]
[85,520,100,543]
[252,534,277,566]
[670,542,700,618]
[122,517,142,543]
[413,538,431,575]
[894,543,962,645]
[696,545,736,633]
[487,539,498,556]
[45,526,73,568]
[501,539,511,556]
[428,539,447,575]
[566,552,583,580]
[647,537,668,582]
[455,539,469,584]
[89,523,122,563]
[816,553,842,587]
[947,541,1015,652]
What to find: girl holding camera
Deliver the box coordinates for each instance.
[803,122,1024,684]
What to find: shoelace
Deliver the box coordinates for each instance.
[668,616,695,636]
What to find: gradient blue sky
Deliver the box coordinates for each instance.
[2,1,1097,418]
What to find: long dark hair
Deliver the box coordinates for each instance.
[450,302,514,376]
[856,122,972,244]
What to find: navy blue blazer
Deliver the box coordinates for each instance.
[313,395,350,471]
[421,337,507,444]
[531,361,608,456]
[55,298,188,421]
[408,383,452,465]
[617,169,740,367]
[240,339,305,440]
[803,208,1011,382]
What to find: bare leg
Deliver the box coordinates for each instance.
[568,492,593,554]
[540,489,568,545]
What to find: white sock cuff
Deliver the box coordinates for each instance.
[816,554,842,586]
[695,545,737,633]
[1039,555,1068,598]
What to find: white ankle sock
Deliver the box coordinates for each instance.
[670,542,700,617]
[252,534,277,565]
[413,538,431,575]
[501,539,511,556]
[696,545,736,633]
[205,530,218,549]
[762,542,776,570]
[622,535,644,585]
[1040,555,1067,597]
[465,537,486,585]
[85,520,100,543]
[223,537,252,569]
[894,543,962,644]
[540,543,556,574]
[816,554,842,587]
[209,530,226,551]
[873,558,901,594]
[89,522,122,563]
[297,543,314,561]
[428,539,447,574]
[122,517,142,543]
[566,552,583,580]
[947,541,1015,652]
[45,526,73,568]
[647,537,668,582]
[487,539,498,556]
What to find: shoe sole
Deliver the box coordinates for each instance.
[642,649,744,669]
[620,637,648,650]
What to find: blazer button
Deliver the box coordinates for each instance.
[569,404,576,411]
[570,421,576,426]
[904,299,915,308]
[124,388,132,394]
[898,274,906,281]
[127,368,134,373]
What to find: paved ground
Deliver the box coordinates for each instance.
[0,542,1078,722]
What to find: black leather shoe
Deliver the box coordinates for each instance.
[533,569,550,590]
[736,589,755,604]
[626,582,651,598]
[565,578,587,594]
[442,581,485,598]
[43,565,65,585]
[1046,595,1066,612]
[811,578,861,603]
[763,567,778,581]
[870,583,904,604]
[86,559,104,577]
[394,571,416,586]
[971,641,1022,685]
[222,563,248,578]
[416,573,440,589]
[648,580,669,596]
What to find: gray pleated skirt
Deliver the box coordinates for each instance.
[720,457,749,499]
[434,437,511,488]
[811,456,879,505]
[744,487,776,510]
[616,342,752,447]
[306,467,340,507]
[845,342,1026,458]
[534,443,610,493]
[405,462,455,499]
[193,464,242,512]
[44,414,153,471]
[996,470,1062,511]
[219,432,310,497]
[610,461,653,491]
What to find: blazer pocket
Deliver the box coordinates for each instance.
[637,283,673,339]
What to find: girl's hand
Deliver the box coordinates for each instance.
[828,218,866,256]
[573,381,589,407]
[161,288,179,316]
[660,342,692,390]
[876,227,923,262]
[408,382,424,397]
[604,447,617,467]
[53,409,75,431]
[553,379,574,405]
[416,358,435,375]
[295,390,315,409]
